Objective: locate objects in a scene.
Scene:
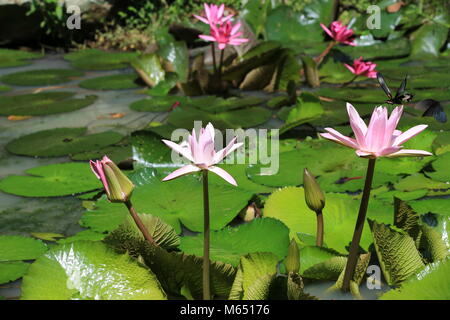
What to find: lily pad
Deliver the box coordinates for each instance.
[179,217,290,266]
[339,38,411,60]
[426,152,450,182]
[0,92,97,116]
[394,173,450,195]
[0,261,30,284]
[0,162,101,197]
[167,106,272,130]
[81,171,254,234]
[409,199,450,217]
[0,235,47,261]
[71,144,132,164]
[263,187,392,253]
[64,49,138,71]
[1,69,83,86]
[0,49,43,68]
[130,96,190,112]
[380,259,450,300]
[21,241,167,300]
[6,127,124,157]
[79,74,142,90]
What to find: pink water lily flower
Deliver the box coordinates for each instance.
[162,123,243,185]
[194,3,233,26]
[320,21,355,46]
[199,20,249,50]
[344,57,377,78]
[320,103,433,158]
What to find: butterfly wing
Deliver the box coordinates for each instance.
[377,72,393,99]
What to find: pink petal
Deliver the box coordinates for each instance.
[218,43,227,50]
[162,139,194,162]
[355,150,373,158]
[393,124,428,146]
[320,23,333,38]
[365,107,387,151]
[199,34,217,42]
[213,137,243,164]
[208,166,238,186]
[231,22,241,35]
[385,149,433,158]
[347,103,368,148]
[344,63,355,74]
[162,164,201,182]
[385,106,403,144]
[217,4,224,20]
[193,14,210,24]
[204,3,211,21]
[90,160,110,195]
[323,127,359,149]
[376,146,403,157]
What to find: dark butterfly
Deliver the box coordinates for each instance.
[376,72,414,105]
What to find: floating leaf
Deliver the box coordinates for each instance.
[21,241,167,300]
[31,233,64,242]
[279,94,324,134]
[1,69,83,86]
[409,199,450,217]
[0,162,101,197]
[0,92,97,116]
[369,220,425,286]
[229,252,279,300]
[180,218,290,266]
[0,49,43,68]
[131,53,165,87]
[264,187,391,253]
[6,127,123,157]
[427,152,450,182]
[410,22,449,58]
[57,230,106,244]
[0,261,30,284]
[0,235,47,261]
[81,172,253,234]
[64,49,138,70]
[380,259,450,300]
[79,74,142,90]
[130,96,189,112]
[394,174,449,196]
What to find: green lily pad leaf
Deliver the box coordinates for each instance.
[0,235,47,261]
[299,246,340,274]
[393,198,422,241]
[179,218,290,266]
[0,49,43,68]
[380,259,450,300]
[0,261,30,284]
[209,164,274,194]
[1,69,83,86]
[410,22,449,59]
[340,38,411,60]
[394,173,450,196]
[130,95,190,112]
[21,241,167,300]
[146,72,178,96]
[31,233,64,242]
[167,106,272,130]
[241,0,271,37]
[158,41,189,83]
[64,49,138,71]
[6,127,123,157]
[0,92,97,116]
[130,130,172,168]
[420,225,449,262]
[369,220,425,286]
[81,172,254,234]
[0,162,101,197]
[427,152,450,182]
[409,199,450,217]
[303,256,347,281]
[263,187,391,253]
[190,96,265,113]
[79,73,142,90]
[131,53,165,87]
[279,94,324,134]
[57,230,106,244]
[432,132,450,155]
[71,144,132,164]
[0,85,11,92]
[370,11,402,38]
[229,252,279,300]
[246,138,355,188]
[373,188,428,204]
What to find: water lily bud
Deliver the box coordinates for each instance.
[285,238,300,274]
[303,168,325,212]
[90,156,134,203]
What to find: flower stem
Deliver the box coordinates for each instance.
[218,49,225,84]
[316,210,324,247]
[125,200,156,246]
[315,41,336,66]
[342,158,376,292]
[202,170,211,300]
[211,43,217,75]
[341,75,358,88]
